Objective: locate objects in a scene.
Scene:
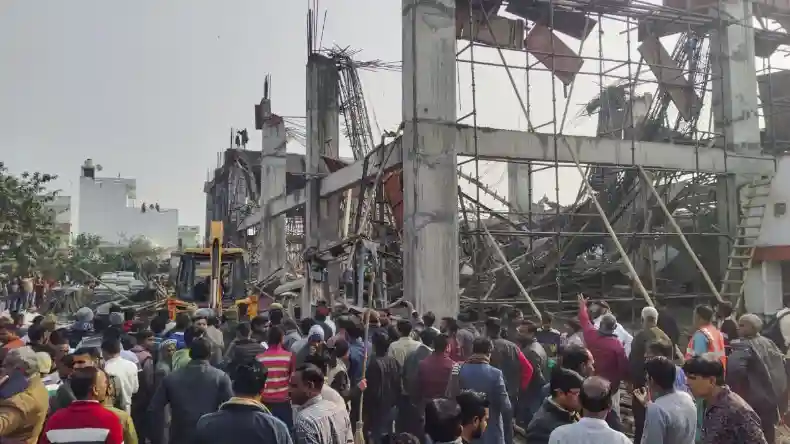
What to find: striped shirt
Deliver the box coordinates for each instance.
[294,394,354,444]
[257,344,293,403]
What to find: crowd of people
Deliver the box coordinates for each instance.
[0,293,785,444]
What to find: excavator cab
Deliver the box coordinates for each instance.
[175,250,247,305]
[172,221,248,316]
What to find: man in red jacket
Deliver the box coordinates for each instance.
[40,367,123,444]
[577,294,629,417]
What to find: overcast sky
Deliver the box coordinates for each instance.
[0,1,406,230]
[2,1,718,233]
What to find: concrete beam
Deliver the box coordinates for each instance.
[445,122,774,173]
[239,141,402,229]
[240,122,775,229]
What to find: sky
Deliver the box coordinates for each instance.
[0,1,404,231]
[2,0,744,234]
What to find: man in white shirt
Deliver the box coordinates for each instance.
[102,336,139,412]
[591,301,633,356]
[548,376,631,444]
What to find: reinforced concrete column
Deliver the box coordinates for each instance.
[257,98,288,282]
[402,0,459,318]
[710,0,761,154]
[306,53,340,313]
[710,0,765,310]
[507,162,532,217]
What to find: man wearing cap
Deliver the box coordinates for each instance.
[589,300,633,356]
[295,330,325,367]
[628,306,671,443]
[69,307,95,348]
[577,295,629,418]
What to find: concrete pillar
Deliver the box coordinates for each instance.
[710,0,764,310]
[402,0,459,318]
[710,0,761,154]
[257,97,288,282]
[507,162,532,216]
[305,54,340,313]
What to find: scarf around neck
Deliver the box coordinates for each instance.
[466,354,490,365]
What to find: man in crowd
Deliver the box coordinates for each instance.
[686,305,726,363]
[684,354,767,444]
[258,325,295,430]
[546,345,621,431]
[588,300,633,355]
[290,364,353,444]
[388,319,421,366]
[524,367,583,444]
[457,391,490,444]
[130,329,156,443]
[646,341,688,392]
[628,306,670,443]
[534,313,561,365]
[485,317,533,420]
[515,320,548,428]
[576,295,628,418]
[547,376,631,444]
[634,356,696,444]
[224,322,267,368]
[39,367,124,444]
[716,301,739,350]
[195,360,292,444]
[0,346,49,442]
[363,332,401,442]
[95,367,139,444]
[400,328,434,437]
[727,313,787,443]
[102,335,138,413]
[424,398,463,444]
[148,337,233,444]
[458,337,512,444]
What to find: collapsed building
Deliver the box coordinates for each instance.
[207,0,790,323]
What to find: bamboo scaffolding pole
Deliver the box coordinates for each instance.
[560,146,655,307]
[637,166,723,303]
[482,223,542,322]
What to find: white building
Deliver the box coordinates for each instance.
[44,195,72,248]
[78,159,178,248]
[178,225,201,249]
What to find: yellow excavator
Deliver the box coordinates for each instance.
[168,221,253,319]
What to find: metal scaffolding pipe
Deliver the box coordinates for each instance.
[483,223,542,321]
[637,166,723,303]
[562,142,655,307]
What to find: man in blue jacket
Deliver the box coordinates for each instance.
[195,360,292,444]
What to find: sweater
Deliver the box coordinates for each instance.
[40,400,124,444]
[257,344,293,403]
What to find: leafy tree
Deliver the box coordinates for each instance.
[0,163,59,274]
[104,236,164,277]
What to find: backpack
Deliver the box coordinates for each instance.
[764,310,790,353]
